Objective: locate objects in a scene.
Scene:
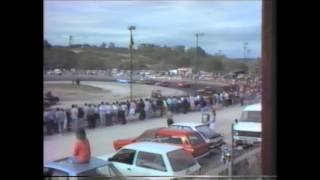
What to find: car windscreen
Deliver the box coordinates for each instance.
[195,125,217,139]
[167,149,196,172]
[158,137,183,145]
[240,111,261,122]
[187,133,205,146]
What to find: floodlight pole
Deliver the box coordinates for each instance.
[128,26,136,101]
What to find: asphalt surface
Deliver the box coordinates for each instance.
[44,105,243,163]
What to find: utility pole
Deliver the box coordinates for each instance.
[194,33,204,95]
[243,42,248,59]
[69,35,73,47]
[128,26,136,101]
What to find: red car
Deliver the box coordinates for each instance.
[155,81,171,87]
[113,128,210,159]
[176,81,191,88]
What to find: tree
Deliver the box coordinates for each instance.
[44,39,51,48]
[207,58,225,73]
[238,63,249,72]
[187,47,207,56]
[176,56,192,67]
[174,45,185,53]
[100,42,106,48]
[109,42,115,48]
[82,44,91,48]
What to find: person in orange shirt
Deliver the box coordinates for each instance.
[69,128,91,163]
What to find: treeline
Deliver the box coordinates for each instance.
[44,40,252,73]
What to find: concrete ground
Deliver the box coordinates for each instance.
[44,105,243,163]
[44,81,186,108]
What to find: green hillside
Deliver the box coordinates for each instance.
[44,45,258,73]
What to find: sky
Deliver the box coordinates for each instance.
[44,0,262,58]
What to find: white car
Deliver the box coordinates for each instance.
[233,103,262,145]
[169,122,225,149]
[98,142,201,178]
[53,69,62,75]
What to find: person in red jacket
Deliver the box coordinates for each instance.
[69,128,91,163]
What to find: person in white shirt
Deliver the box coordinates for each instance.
[189,95,195,111]
[83,104,88,127]
[105,102,112,126]
[120,103,127,124]
[70,105,78,131]
[219,93,224,104]
[129,100,136,118]
[99,102,106,126]
[112,103,118,122]
[143,99,150,119]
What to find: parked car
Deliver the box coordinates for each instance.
[113,128,210,159]
[169,122,225,149]
[99,142,201,177]
[43,157,126,180]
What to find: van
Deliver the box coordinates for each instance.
[233,103,261,145]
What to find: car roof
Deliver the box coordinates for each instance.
[171,122,205,128]
[157,128,194,136]
[234,122,261,132]
[123,142,182,154]
[244,103,261,111]
[44,157,108,175]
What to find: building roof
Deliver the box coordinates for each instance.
[123,142,182,154]
[244,103,261,111]
[44,157,108,175]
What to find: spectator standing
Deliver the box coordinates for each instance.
[166,110,174,126]
[66,109,72,131]
[166,97,172,112]
[182,97,189,114]
[112,102,118,123]
[126,100,131,117]
[157,98,164,117]
[86,104,95,128]
[138,99,146,120]
[83,104,88,127]
[71,105,79,131]
[129,100,136,118]
[56,108,67,134]
[99,102,106,126]
[94,105,99,127]
[189,95,195,111]
[120,103,127,124]
[105,102,113,126]
[144,99,151,119]
[219,93,224,105]
[44,109,55,135]
[78,106,85,129]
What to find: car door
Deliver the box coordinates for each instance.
[186,133,209,158]
[108,148,137,176]
[134,151,169,176]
